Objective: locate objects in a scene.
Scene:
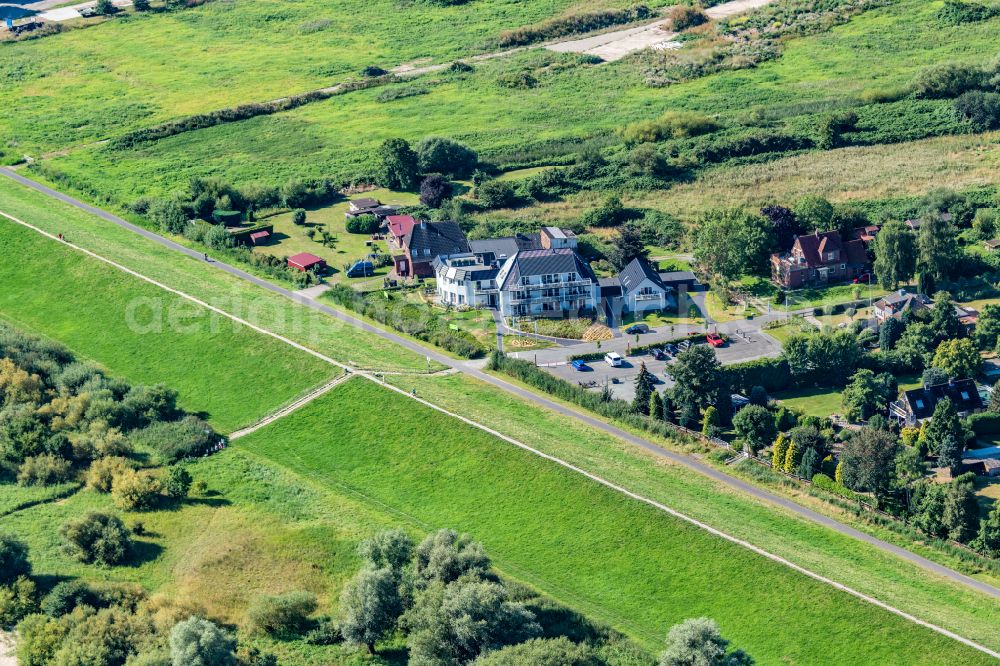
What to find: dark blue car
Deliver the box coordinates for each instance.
[347,260,375,278]
[571,359,590,371]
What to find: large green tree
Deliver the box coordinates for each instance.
[376,138,421,190]
[670,345,721,415]
[732,405,776,453]
[340,567,404,653]
[872,221,917,289]
[838,427,899,507]
[404,579,540,665]
[633,362,655,415]
[607,222,649,270]
[975,303,1000,350]
[917,215,960,282]
[931,338,981,379]
[842,369,896,422]
[0,534,30,586]
[792,195,834,232]
[693,210,773,284]
[924,398,966,467]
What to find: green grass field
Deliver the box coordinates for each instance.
[0,450,404,665]
[234,377,996,664]
[0,220,336,431]
[0,176,436,372]
[383,371,1000,650]
[0,0,667,160]
[32,0,1000,208]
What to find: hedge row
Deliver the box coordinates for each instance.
[108,76,398,150]
[966,412,1000,436]
[812,473,859,502]
[721,357,792,394]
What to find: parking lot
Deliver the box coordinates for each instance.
[537,331,782,403]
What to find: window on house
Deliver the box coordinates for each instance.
[915,399,924,409]
[840,264,846,270]
[827,252,835,261]
[961,391,970,400]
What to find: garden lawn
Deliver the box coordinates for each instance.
[235,377,997,664]
[0,220,336,431]
[384,371,1000,649]
[773,386,846,419]
[0,176,435,372]
[256,189,418,284]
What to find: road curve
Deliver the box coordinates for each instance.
[3,166,1000,601]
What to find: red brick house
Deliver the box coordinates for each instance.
[771,231,870,288]
[394,220,470,278]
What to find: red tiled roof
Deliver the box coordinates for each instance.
[288,252,325,269]
[387,215,417,240]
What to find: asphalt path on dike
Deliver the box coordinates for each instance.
[3,166,1000,607]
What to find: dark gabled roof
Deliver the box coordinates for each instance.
[618,258,667,295]
[791,231,868,268]
[404,221,470,262]
[901,379,983,421]
[497,248,596,290]
[598,277,622,298]
[350,197,380,210]
[658,270,698,285]
[874,291,930,314]
[469,234,542,263]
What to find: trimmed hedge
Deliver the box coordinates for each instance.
[721,357,791,394]
[966,412,1000,436]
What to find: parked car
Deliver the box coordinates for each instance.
[677,340,691,352]
[651,348,666,360]
[706,332,725,348]
[571,359,590,371]
[604,352,623,367]
[346,260,375,278]
[665,343,678,355]
[853,272,872,284]
[625,323,650,335]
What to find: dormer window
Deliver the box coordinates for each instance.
[915,399,924,409]
[961,391,970,401]
[827,252,836,261]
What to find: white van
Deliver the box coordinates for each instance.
[604,352,623,367]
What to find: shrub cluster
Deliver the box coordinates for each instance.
[326,286,486,358]
[496,6,651,48]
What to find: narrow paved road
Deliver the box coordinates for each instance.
[3,165,1000,603]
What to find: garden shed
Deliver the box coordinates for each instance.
[288,252,327,272]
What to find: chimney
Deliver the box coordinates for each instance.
[420,220,427,230]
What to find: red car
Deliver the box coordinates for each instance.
[706,332,725,348]
[853,273,872,284]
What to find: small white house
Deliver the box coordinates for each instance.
[618,258,674,314]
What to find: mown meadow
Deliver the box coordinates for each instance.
[0,220,336,431]
[0,177,436,373]
[235,377,996,665]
